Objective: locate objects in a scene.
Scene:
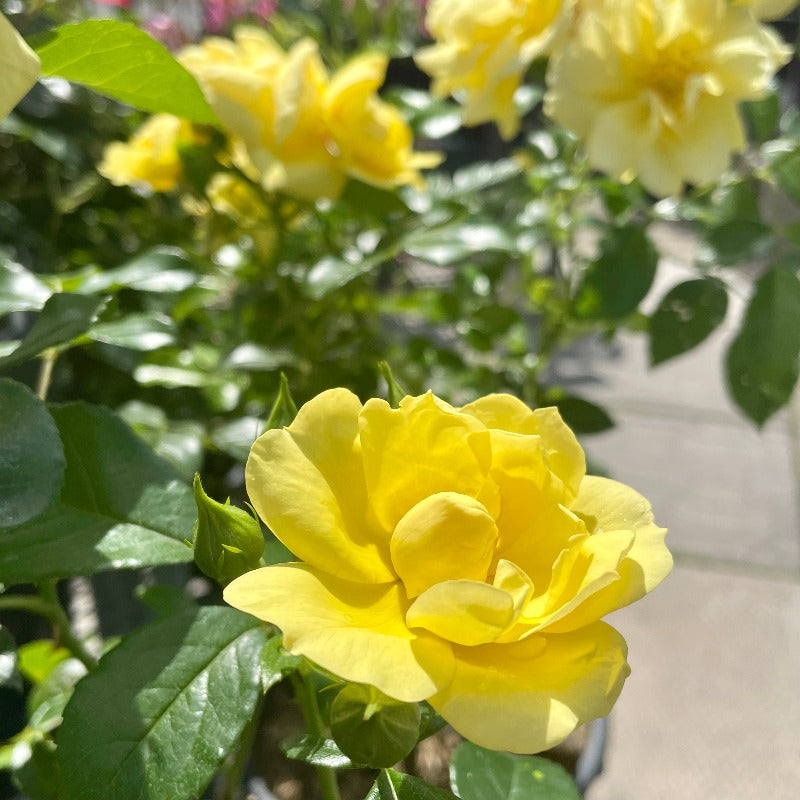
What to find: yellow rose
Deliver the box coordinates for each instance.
[415,0,572,139]
[224,389,672,753]
[325,53,442,189]
[182,31,437,200]
[206,172,267,222]
[733,0,800,20]
[179,29,342,200]
[1,11,40,121]
[544,0,791,197]
[98,114,197,192]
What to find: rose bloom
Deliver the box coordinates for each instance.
[1,11,40,121]
[98,113,198,192]
[415,0,572,139]
[545,0,790,197]
[180,29,438,200]
[224,389,672,753]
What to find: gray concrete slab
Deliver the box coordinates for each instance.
[584,407,800,574]
[588,564,800,800]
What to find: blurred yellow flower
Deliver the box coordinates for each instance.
[224,389,672,753]
[324,53,442,189]
[545,0,790,196]
[181,29,437,199]
[206,172,268,222]
[733,0,800,20]
[99,114,198,192]
[416,0,572,139]
[1,11,40,121]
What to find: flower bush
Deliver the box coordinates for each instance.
[225,389,671,753]
[1,0,800,798]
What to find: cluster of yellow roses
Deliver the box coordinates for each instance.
[101,29,441,201]
[417,0,795,196]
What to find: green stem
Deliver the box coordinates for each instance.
[36,349,57,402]
[290,670,342,800]
[0,594,57,620]
[38,581,98,671]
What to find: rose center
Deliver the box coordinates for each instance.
[390,491,498,598]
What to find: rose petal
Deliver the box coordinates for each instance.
[460,394,585,501]
[406,579,515,646]
[245,388,394,583]
[224,564,454,702]
[0,12,40,121]
[391,492,497,597]
[359,393,493,532]
[429,622,630,753]
[546,476,672,632]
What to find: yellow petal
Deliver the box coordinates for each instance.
[391,492,498,597]
[460,394,585,501]
[245,388,394,583]
[0,11,40,121]
[492,559,534,617]
[517,529,635,634]
[406,580,515,646]
[547,476,672,632]
[224,564,454,702]
[359,393,493,532]
[429,622,630,753]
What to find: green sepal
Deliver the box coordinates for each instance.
[329,683,421,768]
[265,373,299,430]
[192,474,264,585]
[378,361,408,408]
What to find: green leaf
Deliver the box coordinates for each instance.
[574,226,658,320]
[209,416,266,462]
[265,373,298,430]
[135,584,196,620]
[417,703,446,742]
[17,640,70,686]
[34,20,217,124]
[0,379,65,528]
[379,361,407,408]
[330,684,421,768]
[117,401,203,482]
[741,91,780,143]
[77,247,198,295]
[192,474,264,585]
[0,260,51,316]
[280,733,354,769]
[0,293,107,370]
[27,659,87,734]
[404,222,515,266]
[546,393,614,435]
[702,220,773,265]
[0,403,194,586]
[259,635,302,693]
[12,741,59,800]
[88,313,176,351]
[367,769,458,800]
[725,263,800,425]
[764,140,800,206]
[0,625,21,691]
[450,742,580,800]
[55,606,269,800]
[649,279,728,366]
